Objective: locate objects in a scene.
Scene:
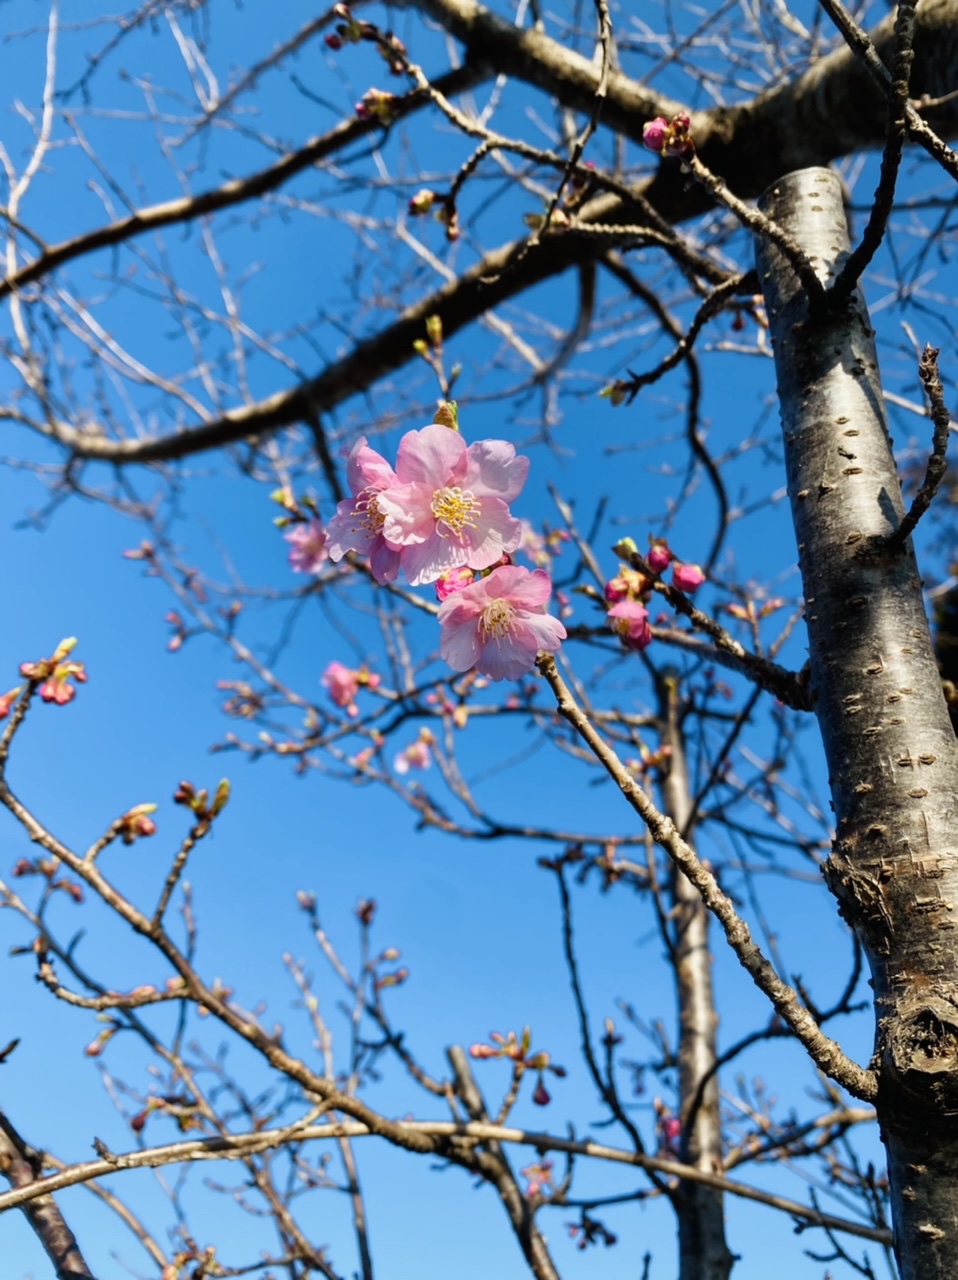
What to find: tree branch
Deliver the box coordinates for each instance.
[0,1117,887,1245]
[536,654,878,1103]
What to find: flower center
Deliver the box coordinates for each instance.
[430,486,480,538]
[356,490,386,536]
[479,600,516,643]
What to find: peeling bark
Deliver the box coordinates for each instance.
[757,167,958,1280]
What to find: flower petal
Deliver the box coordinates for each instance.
[394,423,467,487]
[346,438,396,494]
[439,603,484,672]
[466,439,529,502]
[400,533,468,585]
[377,482,435,546]
[459,502,523,569]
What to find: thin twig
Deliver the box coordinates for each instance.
[830,0,918,300]
[883,345,953,551]
[536,654,878,1103]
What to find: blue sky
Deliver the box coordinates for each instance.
[0,2,950,1277]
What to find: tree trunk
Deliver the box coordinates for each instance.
[756,167,958,1280]
[658,677,735,1280]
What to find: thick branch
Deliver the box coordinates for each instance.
[0,66,485,304]
[0,1117,886,1245]
[13,0,958,468]
[0,1110,95,1279]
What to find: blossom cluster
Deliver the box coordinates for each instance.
[469,1027,567,1107]
[641,111,694,158]
[604,540,705,652]
[282,420,567,683]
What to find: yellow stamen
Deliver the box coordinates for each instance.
[479,600,516,643]
[355,490,386,536]
[431,486,480,538]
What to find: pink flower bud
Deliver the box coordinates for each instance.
[672,562,705,593]
[646,542,672,574]
[469,1043,499,1059]
[608,601,653,651]
[0,687,21,719]
[642,117,669,153]
[532,1078,551,1106]
[435,565,475,601]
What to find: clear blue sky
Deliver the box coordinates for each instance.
[0,3,946,1278]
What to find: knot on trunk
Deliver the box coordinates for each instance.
[882,996,958,1118]
[823,840,894,954]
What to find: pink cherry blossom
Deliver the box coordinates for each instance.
[608,600,653,651]
[321,661,381,717]
[325,437,403,584]
[394,738,432,774]
[285,520,328,574]
[437,565,566,681]
[521,1159,554,1199]
[322,661,360,715]
[376,424,528,586]
[672,562,705,593]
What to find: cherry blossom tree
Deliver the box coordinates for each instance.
[0,2,957,1279]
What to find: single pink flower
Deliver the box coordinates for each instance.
[325,438,403,584]
[672,562,705,593]
[521,1159,554,1199]
[608,600,653,651]
[322,661,361,715]
[376,425,528,586]
[394,739,432,774]
[285,519,328,574]
[438,565,566,681]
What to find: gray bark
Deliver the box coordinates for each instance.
[658,679,735,1280]
[757,167,958,1280]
